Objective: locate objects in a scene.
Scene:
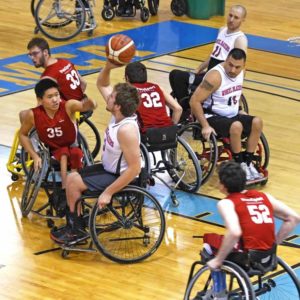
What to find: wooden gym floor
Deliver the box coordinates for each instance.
[0,1,300,299]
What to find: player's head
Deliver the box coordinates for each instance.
[224,48,246,78]
[125,62,147,83]
[227,5,247,31]
[35,79,60,111]
[218,161,246,193]
[106,83,140,117]
[27,37,51,68]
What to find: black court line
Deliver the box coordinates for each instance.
[169,53,300,82]
[34,247,61,255]
[146,67,300,103]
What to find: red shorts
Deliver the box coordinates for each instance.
[51,147,83,170]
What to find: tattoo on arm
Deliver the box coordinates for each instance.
[201,79,214,91]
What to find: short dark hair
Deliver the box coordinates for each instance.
[27,37,51,55]
[228,48,247,62]
[35,78,59,99]
[218,161,246,193]
[125,62,147,83]
[114,83,140,117]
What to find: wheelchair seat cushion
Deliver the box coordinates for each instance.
[141,125,178,152]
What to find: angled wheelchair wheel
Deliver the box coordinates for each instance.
[178,123,218,185]
[184,261,255,300]
[35,0,86,41]
[78,118,101,160]
[21,150,48,217]
[140,7,150,22]
[20,129,40,177]
[240,93,249,114]
[170,0,187,16]
[251,256,300,299]
[89,186,165,263]
[78,131,94,167]
[101,7,115,21]
[148,0,158,15]
[164,136,202,193]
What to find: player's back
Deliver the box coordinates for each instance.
[133,82,173,133]
[42,58,84,101]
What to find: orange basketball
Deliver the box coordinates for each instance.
[105,34,136,65]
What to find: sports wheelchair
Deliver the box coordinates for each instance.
[184,243,300,299]
[178,122,269,186]
[101,0,159,22]
[20,130,94,227]
[52,169,166,263]
[140,125,202,207]
[31,0,97,41]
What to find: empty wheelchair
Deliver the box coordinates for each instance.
[184,244,300,299]
[101,0,159,22]
[53,169,166,263]
[20,130,93,227]
[33,0,97,41]
[178,122,269,186]
[140,125,202,206]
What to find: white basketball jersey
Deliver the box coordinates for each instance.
[102,115,140,174]
[203,64,244,118]
[210,27,246,61]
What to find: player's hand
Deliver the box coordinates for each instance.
[98,191,112,209]
[207,257,222,270]
[33,155,42,172]
[106,59,122,69]
[201,126,216,141]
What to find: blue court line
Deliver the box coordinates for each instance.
[0,20,299,97]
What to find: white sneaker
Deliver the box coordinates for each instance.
[248,162,263,179]
[240,162,254,181]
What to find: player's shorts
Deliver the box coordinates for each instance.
[207,114,254,138]
[52,146,83,170]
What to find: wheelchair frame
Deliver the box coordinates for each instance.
[32,0,97,41]
[20,130,94,227]
[178,122,269,186]
[55,184,166,263]
[140,127,202,207]
[184,249,300,299]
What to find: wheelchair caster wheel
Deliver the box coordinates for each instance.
[61,250,69,259]
[11,174,19,181]
[171,195,179,207]
[47,219,55,228]
[34,26,39,34]
[87,30,93,37]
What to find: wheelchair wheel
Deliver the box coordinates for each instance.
[255,132,269,170]
[171,0,187,16]
[78,118,101,160]
[148,0,158,15]
[21,150,48,217]
[184,261,255,300]
[140,7,149,22]
[89,185,165,263]
[164,136,202,193]
[31,0,37,18]
[35,0,86,41]
[240,93,249,114]
[20,129,40,177]
[101,7,115,21]
[251,256,300,299]
[78,131,94,167]
[178,123,218,185]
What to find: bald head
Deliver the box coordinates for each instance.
[231,5,247,18]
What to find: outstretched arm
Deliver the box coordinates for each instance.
[267,193,300,244]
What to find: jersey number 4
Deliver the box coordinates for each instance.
[247,204,273,224]
[141,92,162,108]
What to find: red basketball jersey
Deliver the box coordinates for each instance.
[133,82,173,133]
[42,59,84,101]
[227,190,276,250]
[32,101,77,150]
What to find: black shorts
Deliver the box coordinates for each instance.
[207,114,255,138]
[80,164,118,191]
